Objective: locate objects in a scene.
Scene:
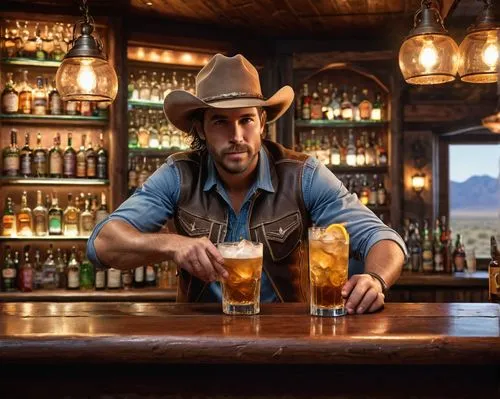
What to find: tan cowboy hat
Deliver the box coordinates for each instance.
[163,53,294,133]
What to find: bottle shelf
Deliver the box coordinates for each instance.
[1,57,61,68]
[295,119,388,128]
[0,114,108,126]
[0,236,90,241]
[327,165,388,174]
[128,148,180,157]
[128,99,164,109]
[0,177,109,186]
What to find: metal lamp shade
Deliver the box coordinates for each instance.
[458,29,500,83]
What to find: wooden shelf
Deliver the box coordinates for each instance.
[0,236,90,241]
[0,114,108,126]
[129,148,180,157]
[1,57,61,68]
[0,288,177,302]
[295,119,388,128]
[395,271,488,287]
[128,59,202,72]
[0,177,109,186]
[128,99,163,109]
[327,165,388,174]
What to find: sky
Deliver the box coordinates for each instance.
[449,144,500,183]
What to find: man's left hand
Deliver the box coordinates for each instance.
[342,274,385,314]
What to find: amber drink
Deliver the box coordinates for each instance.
[218,241,263,315]
[309,226,349,317]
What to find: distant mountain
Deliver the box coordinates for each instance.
[450,175,499,210]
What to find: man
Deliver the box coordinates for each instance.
[88,54,406,314]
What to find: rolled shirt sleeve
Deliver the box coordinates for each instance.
[302,157,408,262]
[86,157,181,267]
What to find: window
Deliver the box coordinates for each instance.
[449,144,500,258]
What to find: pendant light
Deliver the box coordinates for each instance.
[399,0,459,85]
[458,0,500,83]
[55,0,118,102]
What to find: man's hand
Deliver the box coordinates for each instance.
[341,274,385,314]
[172,236,228,282]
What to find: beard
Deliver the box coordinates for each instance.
[208,142,260,175]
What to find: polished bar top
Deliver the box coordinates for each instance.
[0,302,498,365]
[396,271,488,287]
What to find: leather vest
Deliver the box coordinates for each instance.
[172,140,312,303]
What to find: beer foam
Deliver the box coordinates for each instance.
[219,240,262,259]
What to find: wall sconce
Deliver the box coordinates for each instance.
[412,173,426,194]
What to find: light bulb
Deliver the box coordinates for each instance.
[482,38,498,68]
[419,40,439,71]
[76,61,97,93]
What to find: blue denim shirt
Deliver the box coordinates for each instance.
[87,147,407,302]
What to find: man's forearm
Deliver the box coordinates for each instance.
[94,220,176,270]
[364,240,404,288]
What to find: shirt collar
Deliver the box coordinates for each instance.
[203,146,275,193]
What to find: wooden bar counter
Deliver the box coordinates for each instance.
[0,302,499,398]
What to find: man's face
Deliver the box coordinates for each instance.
[201,107,265,175]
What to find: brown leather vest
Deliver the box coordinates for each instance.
[171,140,312,303]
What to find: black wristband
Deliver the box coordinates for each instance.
[366,272,388,294]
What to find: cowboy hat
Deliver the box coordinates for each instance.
[163,53,294,133]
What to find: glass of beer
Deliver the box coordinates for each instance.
[217,240,263,315]
[309,225,349,317]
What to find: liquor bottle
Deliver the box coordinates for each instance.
[80,101,92,116]
[159,119,170,149]
[359,88,373,120]
[150,71,161,102]
[2,247,17,292]
[365,132,377,166]
[33,249,43,290]
[19,132,33,177]
[48,80,62,115]
[51,40,65,61]
[95,132,108,180]
[134,266,145,288]
[107,268,122,289]
[329,87,341,120]
[169,126,182,149]
[148,116,160,149]
[32,76,47,115]
[346,130,357,167]
[316,135,330,165]
[466,247,477,273]
[321,83,332,120]
[128,118,139,148]
[145,264,157,287]
[48,193,63,235]
[16,191,33,237]
[351,86,360,121]
[33,132,48,177]
[63,193,79,236]
[330,135,341,166]
[340,90,353,121]
[76,134,87,178]
[359,177,369,206]
[67,247,80,290]
[410,224,422,272]
[138,71,151,100]
[49,134,63,178]
[19,247,33,293]
[41,246,57,289]
[376,178,387,206]
[376,137,388,165]
[301,83,311,120]
[440,216,452,273]
[128,157,138,193]
[32,190,48,236]
[128,72,136,99]
[18,70,32,114]
[452,234,466,272]
[2,197,16,236]
[433,219,444,272]
[421,220,434,273]
[137,157,150,187]
[35,29,47,60]
[85,140,97,178]
[356,137,365,166]
[1,72,19,114]
[3,129,20,177]
[95,262,106,290]
[488,236,500,302]
[55,248,67,289]
[371,92,383,121]
[339,135,348,165]
[63,133,77,178]
[79,253,94,290]
[79,199,95,237]
[122,269,133,290]
[65,100,79,115]
[368,177,377,207]
[94,192,109,225]
[310,86,323,120]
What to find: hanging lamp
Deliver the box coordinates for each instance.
[399,0,459,85]
[55,0,118,102]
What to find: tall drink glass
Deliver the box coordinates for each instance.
[309,226,349,317]
[218,241,263,315]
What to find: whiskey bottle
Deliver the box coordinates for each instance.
[33,132,48,177]
[488,236,500,302]
[94,192,109,225]
[359,88,373,120]
[95,262,106,290]
[33,249,43,290]
[376,137,388,165]
[433,219,444,272]
[63,133,77,178]
[63,193,79,236]
[55,248,67,289]
[356,137,366,166]
[138,71,151,100]
[34,29,47,60]
[18,70,32,114]
[2,197,16,237]
[371,92,383,121]
[48,80,62,115]
[19,247,33,293]
[376,178,387,206]
[20,132,33,177]
[368,177,377,207]
[421,220,434,273]
[310,85,323,120]
[351,86,360,121]
[32,76,47,115]
[33,189,48,236]
[159,119,170,149]
[452,234,466,272]
[1,72,19,114]
[67,247,80,290]
[79,199,94,237]
[76,134,87,178]
[16,191,33,237]
[316,135,331,165]
[346,130,357,167]
[330,135,341,166]
[301,83,311,120]
[340,90,353,121]
[42,246,57,290]
[49,134,63,178]
[2,247,17,292]
[440,216,452,274]
[150,71,161,102]
[364,132,377,166]
[85,141,97,178]
[96,132,108,179]
[48,193,63,235]
[107,268,122,289]
[329,87,341,120]
[145,264,157,287]
[3,129,20,177]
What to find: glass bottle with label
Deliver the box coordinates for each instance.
[365,132,377,166]
[2,197,16,236]
[55,248,67,289]
[16,191,33,237]
[33,132,48,177]
[107,268,122,289]
[128,118,139,148]
[19,247,33,293]
[138,71,151,100]
[300,83,311,120]
[95,262,106,290]
[42,246,57,289]
[368,177,377,206]
[18,70,32,114]
[79,199,95,237]
[85,141,97,178]
[122,269,133,290]
[356,137,365,166]
[32,190,48,236]
[433,219,444,272]
[359,88,373,120]
[145,264,157,287]
[63,193,79,236]
[371,92,383,121]
[452,234,467,272]
[346,130,357,167]
[94,192,109,225]
[48,80,62,115]
[2,247,17,292]
[340,90,353,121]
[32,76,47,115]
[51,40,65,61]
[33,249,43,290]
[351,86,360,121]
[19,132,33,177]
[150,72,161,102]
[330,135,341,166]
[134,266,145,288]
[49,134,63,178]
[310,86,323,120]
[3,129,20,177]
[376,178,387,206]
[80,253,94,290]
[1,72,19,114]
[65,100,79,115]
[67,247,80,290]
[35,29,47,60]
[76,134,87,178]
[63,133,76,178]
[376,137,388,165]
[421,220,434,273]
[48,193,63,235]
[96,132,108,179]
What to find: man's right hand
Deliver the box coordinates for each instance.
[171,236,228,282]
